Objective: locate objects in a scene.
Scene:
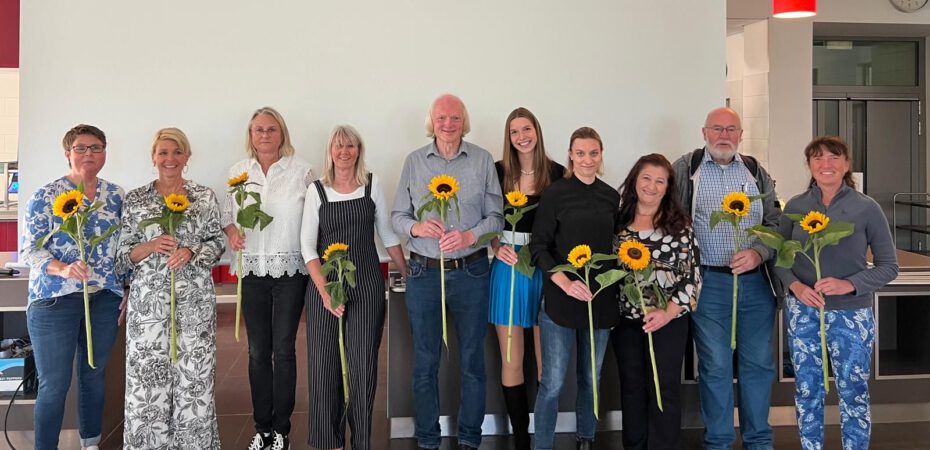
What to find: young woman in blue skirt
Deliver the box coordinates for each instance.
[488,107,564,450]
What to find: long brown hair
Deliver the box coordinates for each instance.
[501,107,555,194]
[804,136,856,189]
[617,153,690,237]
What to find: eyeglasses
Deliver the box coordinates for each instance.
[70,144,106,154]
[704,126,742,136]
[251,127,279,136]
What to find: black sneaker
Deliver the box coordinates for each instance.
[271,431,289,450]
[248,432,273,450]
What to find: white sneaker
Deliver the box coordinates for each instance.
[83,447,100,450]
[248,432,273,450]
[271,431,289,450]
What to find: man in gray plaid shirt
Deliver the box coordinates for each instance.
[672,107,782,450]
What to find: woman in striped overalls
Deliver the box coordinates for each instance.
[300,125,407,450]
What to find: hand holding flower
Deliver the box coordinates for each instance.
[50,260,89,281]
[729,249,762,274]
[412,218,446,239]
[439,229,475,253]
[494,244,519,265]
[149,234,178,256]
[642,303,683,333]
[224,226,245,251]
[790,281,824,308]
[813,277,854,296]
[166,247,193,270]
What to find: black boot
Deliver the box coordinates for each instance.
[502,383,531,450]
[576,438,594,450]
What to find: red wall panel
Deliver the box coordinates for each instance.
[0,0,19,68]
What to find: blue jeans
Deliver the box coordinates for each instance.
[27,290,122,450]
[405,255,490,449]
[692,270,775,450]
[533,308,610,450]
[786,296,874,450]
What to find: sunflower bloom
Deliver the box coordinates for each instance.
[619,240,651,271]
[800,211,829,234]
[227,172,249,187]
[52,190,84,220]
[722,192,750,217]
[164,193,190,213]
[505,191,528,207]
[322,242,350,261]
[428,174,459,201]
[567,244,592,269]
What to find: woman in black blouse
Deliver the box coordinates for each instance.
[612,153,700,450]
[488,107,564,450]
[529,127,619,450]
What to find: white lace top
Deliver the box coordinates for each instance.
[222,156,314,277]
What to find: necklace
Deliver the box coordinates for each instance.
[520,168,536,176]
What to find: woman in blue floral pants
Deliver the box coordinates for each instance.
[776,136,898,450]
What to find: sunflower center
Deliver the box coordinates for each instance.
[63,199,78,214]
[628,248,642,259]
[730,200,745,211]
[436,184,452,193]
[809,220,822,228]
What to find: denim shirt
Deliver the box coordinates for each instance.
[21,176,125,304]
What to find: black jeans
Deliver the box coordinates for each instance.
[242,273,308,435]
[611,316,689,450]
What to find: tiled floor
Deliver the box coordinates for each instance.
[90,303,930,449]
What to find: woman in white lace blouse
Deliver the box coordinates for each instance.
[222,107,314,450]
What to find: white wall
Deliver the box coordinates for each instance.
[817,0,930,23]
[19,1,726,243]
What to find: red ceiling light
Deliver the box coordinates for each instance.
[773,0,817,18]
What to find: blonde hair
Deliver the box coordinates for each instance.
[565,126,604,177]
[245,107,296,159]
[424,94,471,138]
[151,127,192,158]
[321,125,369,187]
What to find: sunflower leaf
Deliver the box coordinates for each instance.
[345,270,357,289]
[415,199,435,221]
[505,211,523,229]
[138,216,169,234]
[452,195,461,222]
[88,224,119,249]
[651,282,668,309]
[785,213,806,222]
[590,253,618,264]
[473,231,501,248]
[514,245,535,278]
[746,225,786,250]
[776,240,804,268]
[817,222,854,247]
[86,201,105,213]
[709,211,728,230]
[549,263,579,276]
[639,264,654,281]
[623,282,642,304]
[326,282,347,309]
[595,268,628,291]
[320,262,334,277]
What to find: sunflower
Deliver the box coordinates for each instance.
[227,172,249,187]
[52,190,84,220]
[428,174,459,201]
[165,193,190,213]
[619,240,650,271]
[322,242,349,261]
[567,244,592,269]
[722,192,750,217]
[800,211,829,234]
[505,191,528,208]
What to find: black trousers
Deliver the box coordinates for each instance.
[611,316,689,450]
[242,273,308,435]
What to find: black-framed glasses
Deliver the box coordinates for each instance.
[704,126,742,136]
[71,144,106,154]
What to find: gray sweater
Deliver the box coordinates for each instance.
[776,183,898,310]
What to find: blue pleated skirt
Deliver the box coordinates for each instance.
[488,245,544,327]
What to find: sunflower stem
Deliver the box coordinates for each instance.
[338,266,350,407]
[583,265,599,420]
[814,244,830,394]
[169,218,178,364]
[731,229,741,351]
[235,227,244,342]
[440,207,448,351]
[77,217,95,369]
[506,227,516,364]
[635,273,662,412]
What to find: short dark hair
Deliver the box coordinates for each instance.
[617,153,690,237]
[804,136,856,189]
[63,124,107,151]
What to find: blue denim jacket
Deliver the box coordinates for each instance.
[21,176,125,304]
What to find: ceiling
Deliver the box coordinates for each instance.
[727,0,770,35]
